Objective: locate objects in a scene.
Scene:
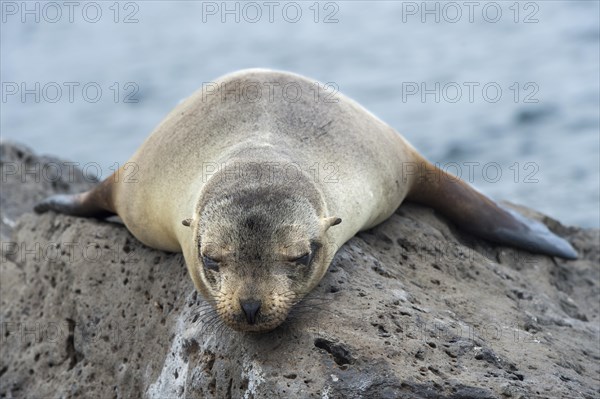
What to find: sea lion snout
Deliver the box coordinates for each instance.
[239,299,262,325]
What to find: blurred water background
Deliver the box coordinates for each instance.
[1,1,599,227]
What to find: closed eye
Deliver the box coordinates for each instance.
[287,241,320,266]
[202,255,220,272]
[291,252,312,266]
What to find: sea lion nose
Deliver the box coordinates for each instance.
[240,299,262,325]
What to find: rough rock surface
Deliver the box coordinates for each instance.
[0,141,96,241]
[1,142,599,399]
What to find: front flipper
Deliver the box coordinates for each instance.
[407,160,577,260]
[34,178,116,219]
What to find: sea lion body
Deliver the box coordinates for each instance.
[35,69,577,332]
[117,69,413,250]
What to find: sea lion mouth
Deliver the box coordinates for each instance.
[213,292,300,333]
[230,323,280,333]
[224,315,288,333]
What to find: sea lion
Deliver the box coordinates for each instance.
[35,69,577,332]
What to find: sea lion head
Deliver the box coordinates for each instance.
[186,184,341,332]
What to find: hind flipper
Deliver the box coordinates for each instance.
[407,160,577,260]
[34,177,116,219]
[493,206,577,259]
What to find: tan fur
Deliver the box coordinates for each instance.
[36,69,577,332]
[106,69,420,330]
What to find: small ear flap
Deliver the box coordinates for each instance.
[182,218,193,227]
[322,216,342,229]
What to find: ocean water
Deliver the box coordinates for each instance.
[1,1,599,228]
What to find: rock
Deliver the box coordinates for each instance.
[0,141,97,240]
[1,142,598,398]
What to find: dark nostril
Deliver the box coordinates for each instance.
[240,299,261,325]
